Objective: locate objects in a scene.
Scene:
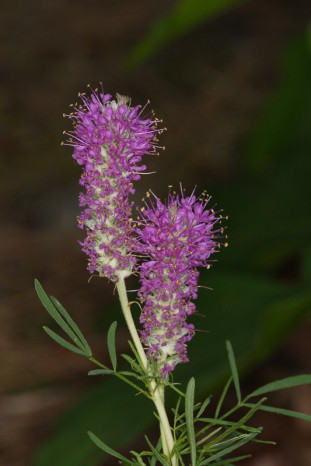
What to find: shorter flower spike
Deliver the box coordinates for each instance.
[65,87,163,281]
[136,187,223,376]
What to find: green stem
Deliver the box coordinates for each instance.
[158,384,170,458]
[116,274,148,369]
[89,356,151,398]
[116,273,177,466]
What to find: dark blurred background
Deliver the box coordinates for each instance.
[1,0,311,465]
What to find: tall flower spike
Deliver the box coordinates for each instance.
[65,87,163,281]
[137,187,224,376]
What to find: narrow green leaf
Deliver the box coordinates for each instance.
[127,340,145,371]
[203,398,266,451]
[121,353,135,364]
[198,418,259,433]
[185,377,196,465]
[35,280,86,352]
[211,454,252,465]
[144,436,169,466]
[165,380,186,398]
[118,371,141,378]
[50,295,92,356]
[196,395,212,419]
[121,353,141,372]
[87,431,133,464]
[226,341,241,403]
[173,396,182,427]
[107,321,117,371]
[249,374,311,398]
[215,377,232,418]
[43,326,88,357]
[211,429,261,450]
[88,369,115,376]
[199,430,259,464]
[196,427,222,448]
[150,438,162,466]
[243,403,311,422]
[129,450,147,465]
[252,438,276,445]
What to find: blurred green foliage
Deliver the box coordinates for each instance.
[125,0,244,69]
[245,35,311,173]
[218,34,311,277]
[34,22,311,466]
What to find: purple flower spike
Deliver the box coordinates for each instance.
[66,87,163,281]
[137,187,224,376]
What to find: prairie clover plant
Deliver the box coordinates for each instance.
[65,89,160,281]
[137,189,222,377]
[35,87,311,466]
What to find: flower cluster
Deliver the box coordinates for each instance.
[67,86,224,376]
[136,189,222,375]
[66,88,162,281]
